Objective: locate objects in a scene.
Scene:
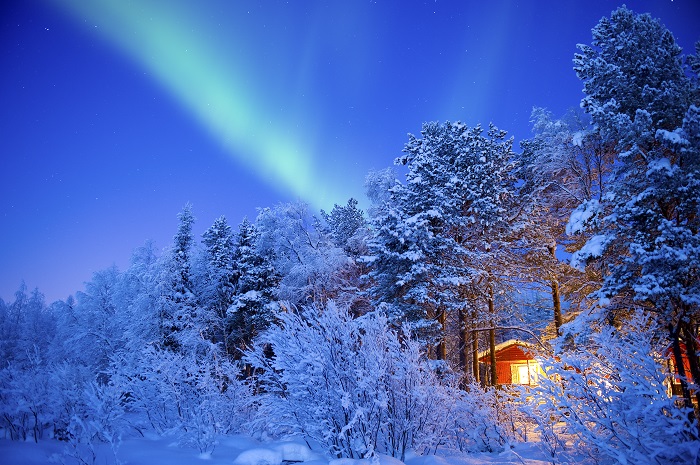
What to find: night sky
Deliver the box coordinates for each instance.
[1,0,698,303]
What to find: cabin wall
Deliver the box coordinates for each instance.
[479,342,538,385]
[496,361,512,384]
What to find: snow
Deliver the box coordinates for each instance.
[645,157,672,176]
[565,199,600,235]
[243,290,262,300]
[233,447,284,465]
[233,442,322,465]
[655,128,685,145]
[273,441,325,462]
[570,234,610,271]
[0,435,560,465]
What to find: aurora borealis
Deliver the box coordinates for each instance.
[1,0,698,302]
[53,0,319,203]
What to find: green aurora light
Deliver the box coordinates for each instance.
[50,0,330,206]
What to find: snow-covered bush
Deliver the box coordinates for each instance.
[114,344,252,453]
[0,352,53,442]
[532,313,700,464]
[0,287,61,442]
[449,384,512,453]
[0,354,129,464]
[246,302,504,460]
[57,378,129,465]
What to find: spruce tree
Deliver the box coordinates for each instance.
[367,121,518,373]
[226,217,279,361]
[201,215,236,346]
[161,203,200,352]
[572,6,700,417]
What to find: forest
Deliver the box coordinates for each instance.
[1,6,699,465]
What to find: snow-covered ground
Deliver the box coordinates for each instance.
[0,435,554,465]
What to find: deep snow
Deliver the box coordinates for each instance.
[0,435,554,465]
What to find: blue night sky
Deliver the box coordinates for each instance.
[1,0,698,303]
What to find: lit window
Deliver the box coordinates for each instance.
[511,363,539,385]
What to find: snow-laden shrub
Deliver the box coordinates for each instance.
[48,361,97,441]
[449,384,510,453]
[0,355,128,463]
[0,347,57,442]
[55,378,129,465]
[114,344,252,453]
[246,302,504,460]
[531,314,700,464]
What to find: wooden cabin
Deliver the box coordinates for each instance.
[478,339,541,386]
[664,341,696,398]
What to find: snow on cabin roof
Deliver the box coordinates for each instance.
[477,339,538,361]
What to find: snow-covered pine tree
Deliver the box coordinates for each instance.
[366,121,518,376]
[575,6,692,138]
[225,217,279,362]
[160,203,202,353]
[320,199,372,314]
[571,6,700,414]
[321,197,368,256]
[199,215,236,348]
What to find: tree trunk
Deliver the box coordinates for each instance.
[551,279,563,335]
[680,320,700,433]
[424,301,435,360]
[487,286,496,386]
[472,330,480,384]
[670,324,696,426]
[489,325,497,387]
[459,307,471,381]
[548,241,563,335]
[437,307,447,361]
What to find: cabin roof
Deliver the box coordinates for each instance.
[477,339,538,362]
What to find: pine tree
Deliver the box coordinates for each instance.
[320,199,372,314]
[225,217,279,361]
[321,198,368,256]
[367,121,519,374]
[161,203,201,352]
[200,215,236,346]
[571,6,700,417]
[574,6,692,135]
